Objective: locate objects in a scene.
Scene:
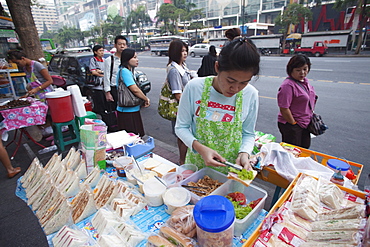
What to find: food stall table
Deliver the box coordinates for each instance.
[0,99,48,159]
[256,143,363,208]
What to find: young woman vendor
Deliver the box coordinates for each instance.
[175,38,260,174]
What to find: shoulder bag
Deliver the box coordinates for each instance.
[117,69,143,107]
[158,67,182,121]
[293,78,328,136]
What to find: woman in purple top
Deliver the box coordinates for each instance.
[277,55,316,148]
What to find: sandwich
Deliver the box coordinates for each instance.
[71,187,97,223]
[21,157,41,185]
[82,167,101,189]
[42,199,72,235]
[147,235,176,247]
[75,159,87,180]
[52,225,88,247]
[66,149,81,171]
[227,168,258,187]
[115,222,145,246]
[152,163,176,177]
[159,226,194,247]
[91,208,120,234]
[60,170,80,198]
[43,153,59,172]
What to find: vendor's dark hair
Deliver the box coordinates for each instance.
[286,55,311,76]
[7,47,27,60]
[209,45,217,57]
[120,48,136,70]
[93,45,103,53]
[218,37,260,75]
[168,39,188,65]
[225,28,241,41]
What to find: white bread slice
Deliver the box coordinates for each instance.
[43,199,72,235]
[82,167,101,189]
[152,163,176,177]
[71,188,97,223]
[75,160,87,180]
[43,153,59,172]
[143,158,163,170]
[21,157,41,184]
[62,170,81,198]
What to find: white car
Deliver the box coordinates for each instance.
[188,44,221,57]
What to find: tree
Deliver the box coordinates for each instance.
[274,3,313,51]
[55,26,83,47]
[334,0,369,54]
[188,9,205,43]
[155,4,178,35]
[5,0,45,63]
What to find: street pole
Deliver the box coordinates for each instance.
[241,0,245,35]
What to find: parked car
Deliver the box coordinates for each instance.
[48,52,151,106]
[188,44,221,57]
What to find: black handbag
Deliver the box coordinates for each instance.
[293,78,328,136]
[85,70,101,86]
[117,69,143,107]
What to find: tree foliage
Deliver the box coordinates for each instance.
[274,3,313,51]
[334,0,369,54]
[55,26,83,47]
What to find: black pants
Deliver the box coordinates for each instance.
[278,122,311,149]
[117,111,145,137]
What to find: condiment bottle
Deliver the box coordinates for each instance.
[194,195,235,247]
[330,169,344,186]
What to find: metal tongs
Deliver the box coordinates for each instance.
[215,159,243,171]
[182,185,207,195]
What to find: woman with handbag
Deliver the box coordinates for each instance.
[166,39,191,165]
[175,38,260,173]
[277,54,316,148]
[116,49,150,137]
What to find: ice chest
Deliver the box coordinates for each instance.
[211,179,267,236]
[179,167,228,205]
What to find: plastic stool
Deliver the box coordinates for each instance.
[52,119,80,152]
[75,111,97,127]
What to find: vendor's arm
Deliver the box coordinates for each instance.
[192,140,226,167]
[237,88,259,170]
[121,69,150,107]
[28,68,53,95]
[103,57,114,101]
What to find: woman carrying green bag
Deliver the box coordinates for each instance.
[175,38,260,173]
[159,39,191,165]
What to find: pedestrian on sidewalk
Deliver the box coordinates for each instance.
[197,45,217,77]
[166,39,191,165]
[277,54,316,148]
[116,49,150,137]
[89,45,106,118]
[175,37,260,174]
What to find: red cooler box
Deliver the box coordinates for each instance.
[45,91,74,123]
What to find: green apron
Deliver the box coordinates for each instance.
[185,77,243,174]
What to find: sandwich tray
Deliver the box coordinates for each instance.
[242,172,367,246]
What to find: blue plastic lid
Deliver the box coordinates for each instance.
[327,159,350,171]
[193,195,235,233]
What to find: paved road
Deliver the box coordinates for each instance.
[138,54,370,189]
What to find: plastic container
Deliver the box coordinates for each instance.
[45,91,74,123]
[143,177,167,206]
[211,179,268,236]
[176,164,198,179]
[327,159,350,176]
[194,195,235,247]
[162,187,191,214]
[162,172,183,188]
[179,167,228,205]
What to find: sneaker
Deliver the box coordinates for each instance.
[26,125,43,142]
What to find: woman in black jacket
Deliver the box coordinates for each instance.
[197,45,217,77]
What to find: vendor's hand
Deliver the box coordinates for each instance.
[195,142,225,167]
[236,152,252,171]
[105,92,114,102]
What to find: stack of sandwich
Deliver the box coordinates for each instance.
[52,225,90,247]
[253,174,367,246]
[20,148,104,235]
[92,207,145,246]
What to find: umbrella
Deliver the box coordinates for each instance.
[286,33,302,40]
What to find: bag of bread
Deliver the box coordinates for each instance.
[167,205,196,238]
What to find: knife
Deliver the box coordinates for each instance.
[215,159,243,171]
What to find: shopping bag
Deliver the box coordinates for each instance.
[158,80,178,121]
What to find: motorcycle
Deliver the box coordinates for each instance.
[261,48,271,56]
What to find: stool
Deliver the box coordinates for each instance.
[52,119,80,152]
[75,111,97,127]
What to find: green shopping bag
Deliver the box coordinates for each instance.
[158,80,179,121]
